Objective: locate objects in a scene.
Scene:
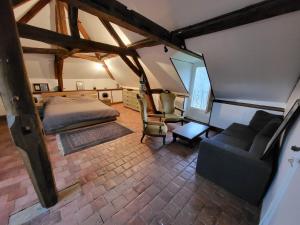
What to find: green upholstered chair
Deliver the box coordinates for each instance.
[137,94,168,144]
[160,92,184,125]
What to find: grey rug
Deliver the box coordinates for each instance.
[56,122,133,155]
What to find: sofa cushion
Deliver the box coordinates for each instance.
[222,123,257,140]
[249,117,282,158]
[212,133,253,151]
[249,110,283,132]
[249,135,270,158]
[259,118,282,137]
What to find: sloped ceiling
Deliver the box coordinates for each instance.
[118,0,300,104]
[13,0,300,104]
[117,0,262,30]
[186,11,300,103]
[138,45,189,93]
[104,56,139,87]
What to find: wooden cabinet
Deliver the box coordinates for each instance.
[122,89,140,111]
[98,89,123,104]
[112,90,123,103]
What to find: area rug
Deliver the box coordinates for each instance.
[56,122,133,155]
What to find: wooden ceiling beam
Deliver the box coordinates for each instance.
[17,23,136,55]
[99,18,126,48]
[173,0,300,39]
[77,21,90,39]
[99,17,157,111]
[76,20,104,60]
[61,48,80,59]
[68,5,80,38]
[56,0,68,35]
[128,38,159,50]
[18,0,50,23]
[22,46,68,55]
[120,55,140,76]
[71,53,101,62]
[60,0,185,49]
[99,53,117,61]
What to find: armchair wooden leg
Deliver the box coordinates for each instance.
[163,136,166,145]
[141,134,145,143]
[181,120,184,126]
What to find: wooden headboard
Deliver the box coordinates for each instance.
[41,91,98,99]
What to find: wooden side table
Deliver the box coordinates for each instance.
[172,122,209,146]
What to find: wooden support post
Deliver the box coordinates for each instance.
[54,56,64,91]
[132,56,157,113]
[99,18,157,112]
[0,0,57,208]
[120,54,157,112]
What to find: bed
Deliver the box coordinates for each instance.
[42,95,120,134]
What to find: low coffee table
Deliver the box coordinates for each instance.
[172,122,209,145]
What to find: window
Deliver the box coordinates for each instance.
[190,67,211,111]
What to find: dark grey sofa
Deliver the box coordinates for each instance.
[196,110,283,205]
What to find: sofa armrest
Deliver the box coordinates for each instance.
[196,140,272,205]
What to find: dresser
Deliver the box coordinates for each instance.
[122,89,140,111]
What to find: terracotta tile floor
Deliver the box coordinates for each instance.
[0,104,260,225]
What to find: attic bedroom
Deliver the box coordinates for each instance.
[0,0,299,225]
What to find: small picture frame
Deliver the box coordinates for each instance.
[40,83,49,92]
[76,81,85,90]
[33,83,49,92]
[33,84,41,92]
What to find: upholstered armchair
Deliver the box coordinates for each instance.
[137,94,168,144]
[160,92,184,125]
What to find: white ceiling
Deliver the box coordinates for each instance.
[138,45,189,93]
[186,11,300,104]
[117,0,263,30]
[13,0,300,104]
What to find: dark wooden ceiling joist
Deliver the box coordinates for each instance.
[71,53,101,62]
[17,23,136,55]
[22,46,68,55]
[18,0,50,23]
[120,55,140,76]
[128,38,159,50]
[68,5,80,38]
[100,18,126,48]
[60,0,185,49]
[174,0,300,39]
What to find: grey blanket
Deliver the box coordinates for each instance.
[43,96,120,133]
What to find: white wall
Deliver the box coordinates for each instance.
[210,101,284,129]
[260,80,300,225]
[23,55,119,91]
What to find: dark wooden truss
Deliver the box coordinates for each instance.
[173,0,300,39]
